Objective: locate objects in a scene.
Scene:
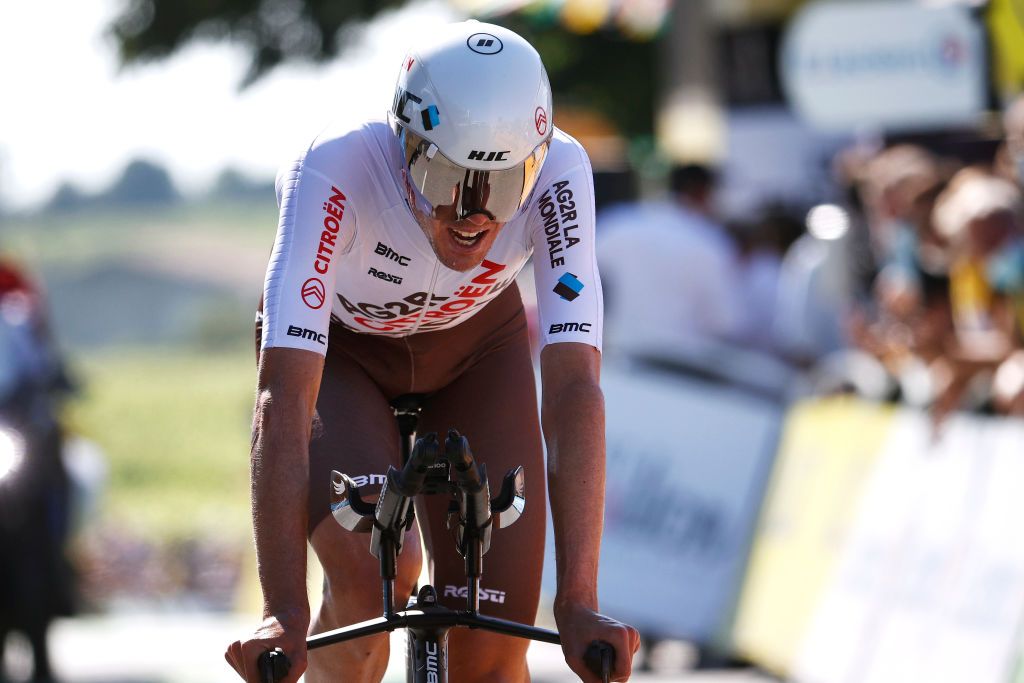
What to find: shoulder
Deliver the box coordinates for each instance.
[540,127,593,180]
[276,120,388,186]
[275,119,394,208]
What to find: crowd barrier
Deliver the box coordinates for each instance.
[540,360,1024,683]
[733,399,1024,683]
[542,360,785,645]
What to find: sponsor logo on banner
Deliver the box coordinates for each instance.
[468,150,510,162]
[781,3,984,131]
[374,241,411,266]
[316,187,347,274]
[286,324,327,345]
[535,107,548,136]
[467,33,503,55]
[336,259,514,333]
[538,180,581,268]
[301,278,326,309]
[443,585,507,604]
[553,272,584,301]
[368,267,403,285]
[549,321,591,334]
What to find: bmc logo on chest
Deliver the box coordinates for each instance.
[467,150,510,162]
[375,241,411,267]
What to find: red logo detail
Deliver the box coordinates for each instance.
[302,278,326,309]
[535,107,548,136]
[406,57,415,72]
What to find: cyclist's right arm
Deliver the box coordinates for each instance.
[227,134,360,683]
[226,347,322,683]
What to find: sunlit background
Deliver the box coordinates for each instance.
[2,0,1024,681]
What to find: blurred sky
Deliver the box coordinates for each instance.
[0,0,457,210]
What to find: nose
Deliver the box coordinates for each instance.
[464,212,489,227]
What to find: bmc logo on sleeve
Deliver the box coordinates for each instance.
[553,272,584,301]
[549,322,591,334]
[287,325,327,345]
[301,278,326,309]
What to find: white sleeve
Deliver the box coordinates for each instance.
[528,158,603,351]
[261,150,358,355]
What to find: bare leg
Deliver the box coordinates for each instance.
[306,517,422,683]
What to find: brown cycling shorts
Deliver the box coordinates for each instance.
[255,282,545,622]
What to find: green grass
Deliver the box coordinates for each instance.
[66,345,258,539]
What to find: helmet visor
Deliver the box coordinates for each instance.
[392,118,549,224]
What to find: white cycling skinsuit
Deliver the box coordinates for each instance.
[261,119,603,356]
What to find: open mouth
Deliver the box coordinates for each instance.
[448,228,487,248]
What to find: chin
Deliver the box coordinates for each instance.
[436,249,487,273]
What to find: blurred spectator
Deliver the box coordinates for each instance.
[996,94,1024,188]
[597,164,745,362]
[832,146,954,403]
[930,169,1024,418]
[730,206,804,355]
[0,257,75,683]
[771,206,852,364]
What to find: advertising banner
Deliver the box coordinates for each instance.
[730,398,895,675]
[544,362,783,644]
[781,2,985,132]
[793,415,1024,683]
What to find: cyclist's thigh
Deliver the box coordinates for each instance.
[306,347,403,537]
[416,331,546,625]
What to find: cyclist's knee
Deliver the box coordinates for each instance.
[312,517,421,620]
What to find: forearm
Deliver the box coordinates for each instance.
[251,391,312,625]
[543,379,605,610]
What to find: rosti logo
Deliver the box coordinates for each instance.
[535,107,548,136]
[301,278,326,309]
[316,187,347,275]
[549,322,591,334]
[443,585,507,604]
[368,267,402,285]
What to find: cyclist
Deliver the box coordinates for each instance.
[225,20,639,683]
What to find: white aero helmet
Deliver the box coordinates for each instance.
[390,20,553,223]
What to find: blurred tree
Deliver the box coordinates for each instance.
[110,0,658,136]
[100,158,180,206]
[111,0,411,86]
[47,182,92,213]
[210,167,275,202]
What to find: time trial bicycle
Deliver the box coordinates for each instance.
[257,394,614,682]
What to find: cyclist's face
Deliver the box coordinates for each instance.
[404,176,507,272]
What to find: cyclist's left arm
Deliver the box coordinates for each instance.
[541,345,639,682]
[530,138,639,680]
